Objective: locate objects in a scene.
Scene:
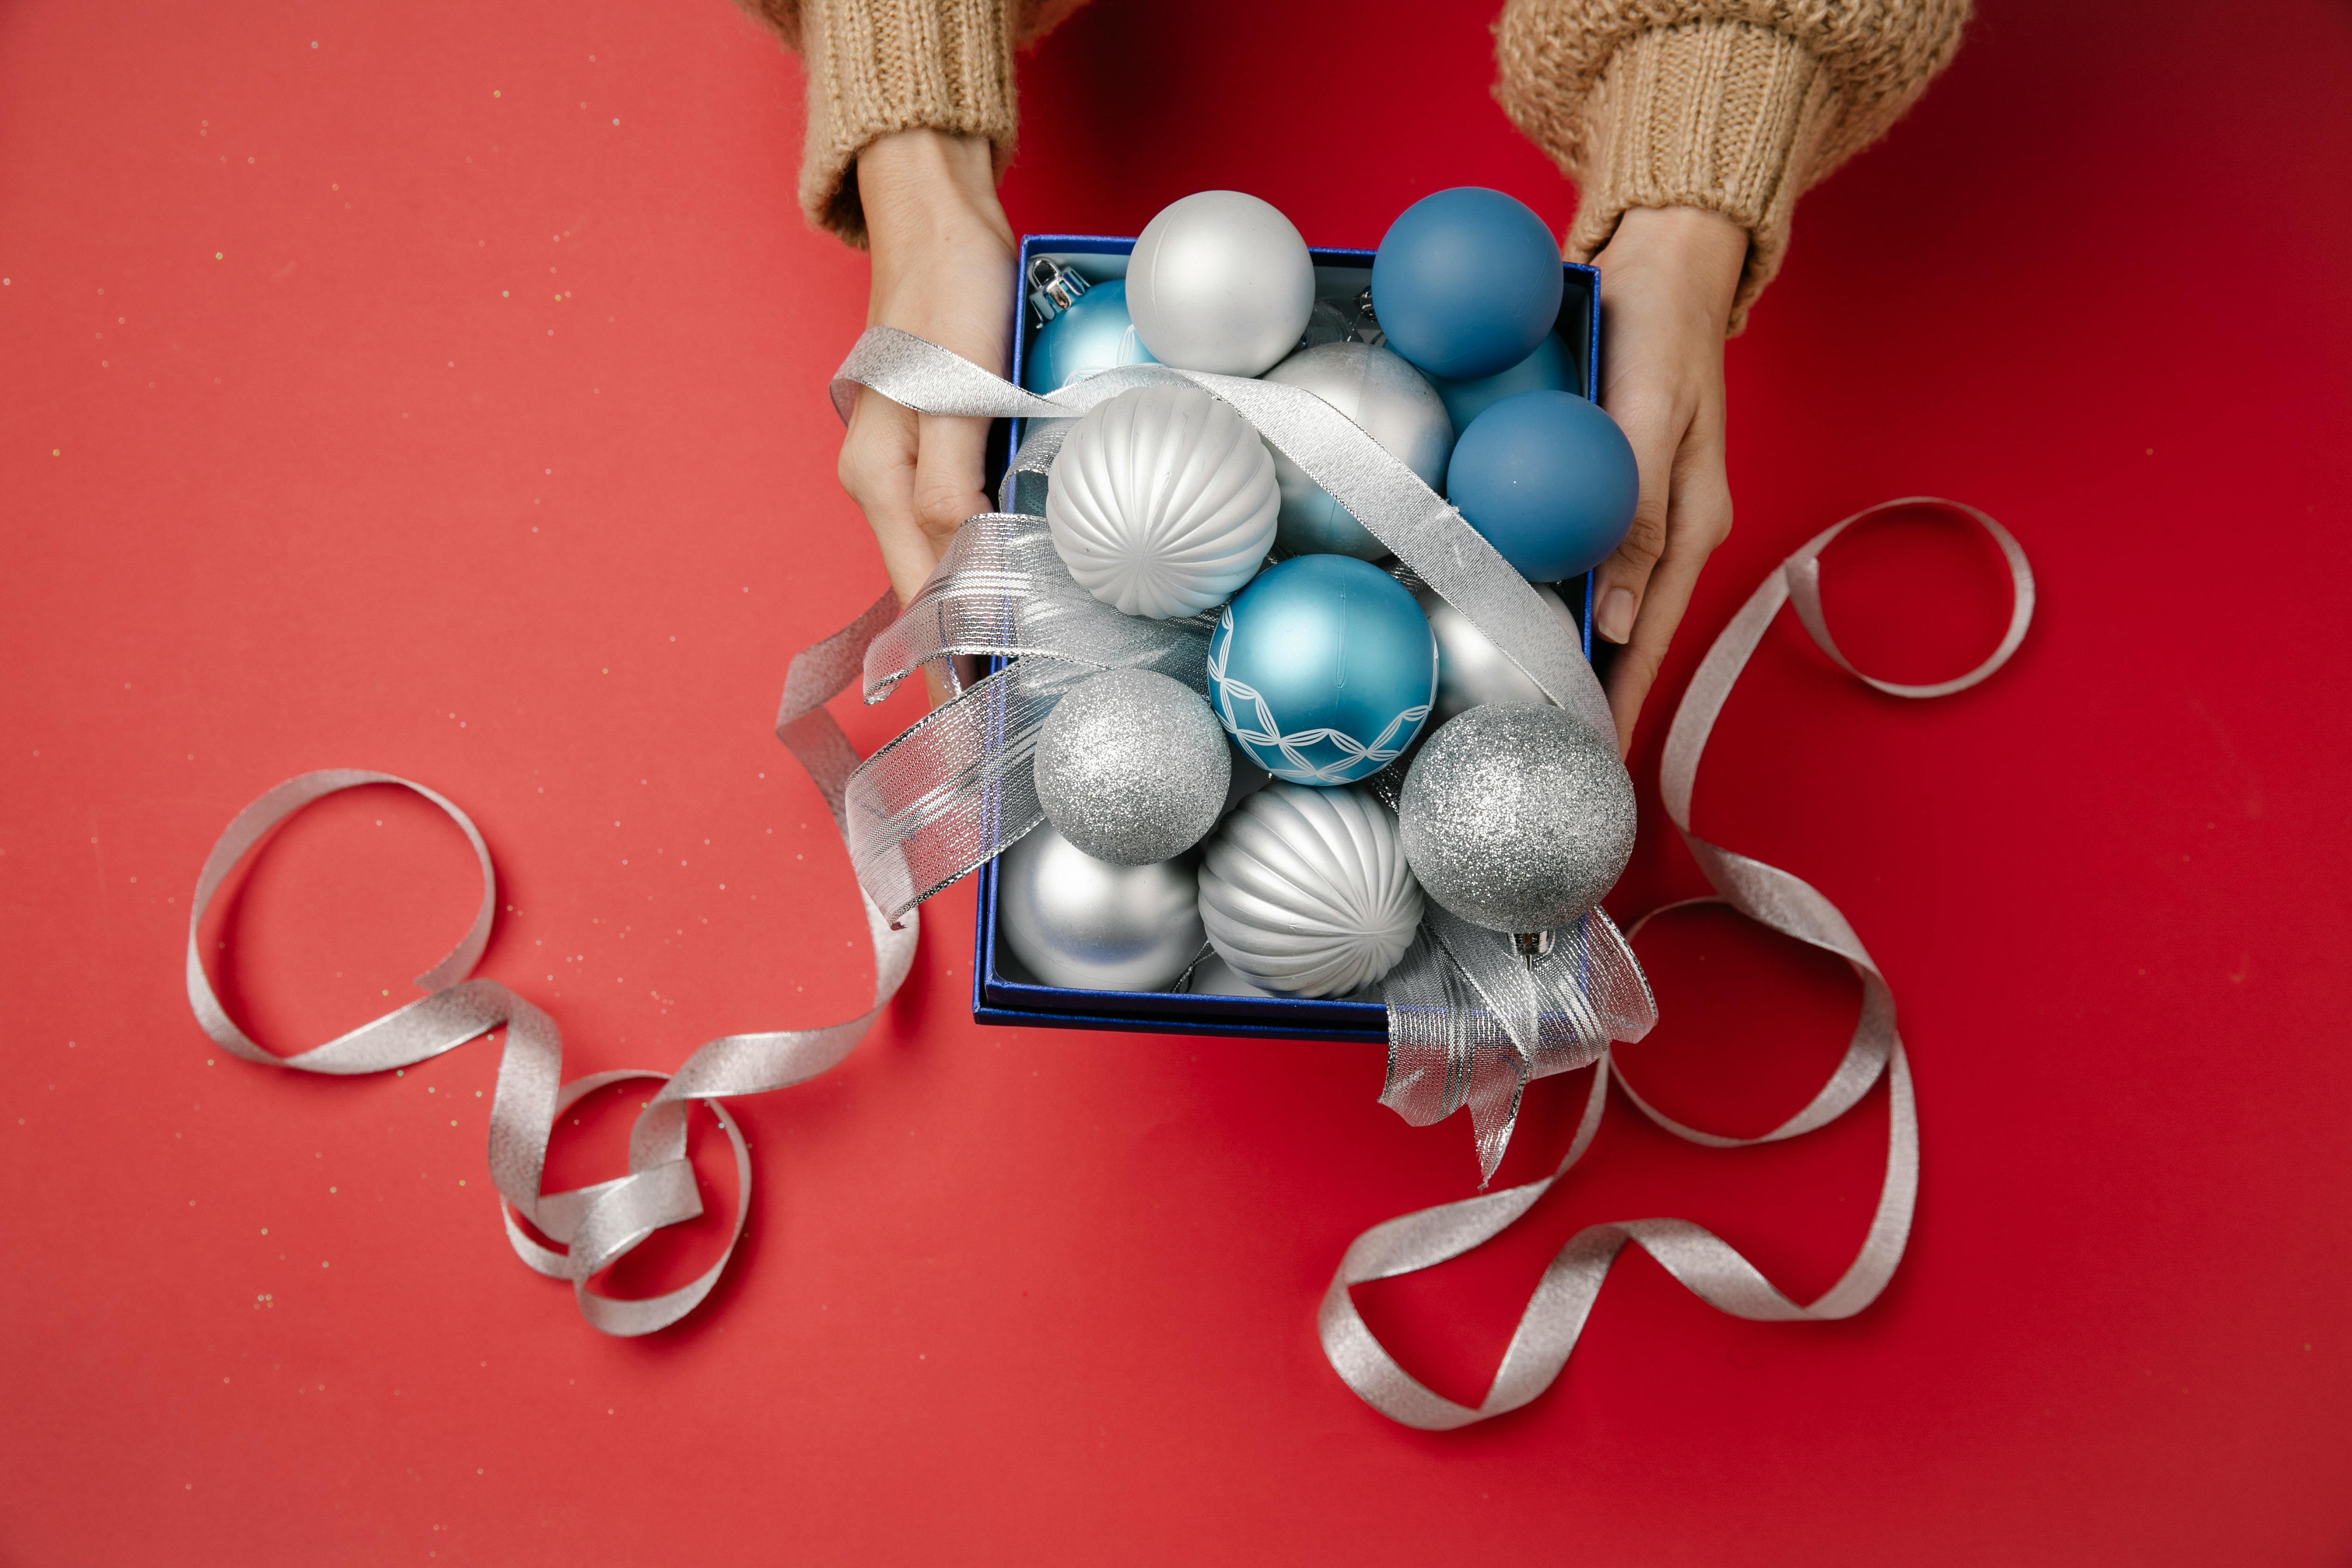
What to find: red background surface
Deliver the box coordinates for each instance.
[5,0,2350,1561]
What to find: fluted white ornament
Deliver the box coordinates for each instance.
[1261,342,1454,560]
[1198,783,1424,998]
[1046,384,1280,619]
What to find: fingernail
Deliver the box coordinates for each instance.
[1596,588,1636,644]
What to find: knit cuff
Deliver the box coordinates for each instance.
[797,0,1016,245]
[1507,21,1839,335]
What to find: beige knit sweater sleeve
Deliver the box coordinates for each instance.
[743,0,1965,329]
[736,0,1085,244]
[1495,0,1969,329]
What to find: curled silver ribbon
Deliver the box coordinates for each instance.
[186,591,919,1334]
[1320,497,2035,1428]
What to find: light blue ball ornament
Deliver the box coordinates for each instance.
[1206,555,1436,785]
[1421,329,1577,434]
[1372,187,1563,381]
[1446,389,1639,582]
[1021,277,1157,393]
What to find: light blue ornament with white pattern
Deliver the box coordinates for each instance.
[1206,554,1436,786]
[1022,276,1158,393]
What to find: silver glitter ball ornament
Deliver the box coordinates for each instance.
[1261,341,1454,560]
[1035,668,1231,865]
[1198,782,1424,997]
[997,823,1204,993]
[1396,704,1635,933]
[1414,583,1582,723]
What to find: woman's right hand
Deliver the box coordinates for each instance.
[839,128,1017,608]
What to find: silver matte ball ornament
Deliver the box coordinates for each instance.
[1047,384,1280,619]
[1397,705,1636,933]
[998,823,1204,993]
[1198,783,1424,998]
[1415,583,1582,723]
[1126,191,1317,377]
[1261,342,1455,560]
[1034,669,1231,865]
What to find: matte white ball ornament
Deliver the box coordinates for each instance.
[1046,384,1280,619]
[1126,191,1317,377]
[1415,583,1582,723]
[1197,783,1424,998]
[998,823,1204,993]
[1261,342,1454,560]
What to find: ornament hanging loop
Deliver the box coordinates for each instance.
[1026,256,1091,323]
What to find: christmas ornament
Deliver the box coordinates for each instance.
[1446,389,1639,582]
[997,822,1204,993]
[1421,329,1576,435]
[1207,554,1437,785]
[1185,951,1272,998]
[1047,383,1280,619]
[1126,190,1317,377]
[1033,668,1230,865]
[1415,582,1582,723]
[1198,783,1423,998]
[1260,341,1454,560]
[1396,704,1635,933]
[1371,187,1563,381]
[1020,260,1158,393]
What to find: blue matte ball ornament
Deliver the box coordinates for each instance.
[1022,279,1158,393]
[1421,329,1577,434]
[1206,555,1437,786]
[1372,187,1564,381]
[1446,389,1639,582]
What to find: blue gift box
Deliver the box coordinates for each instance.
[970,232,1602,1042]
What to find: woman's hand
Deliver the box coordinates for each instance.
[839,129,1016,608]
[1584,205,1747,754]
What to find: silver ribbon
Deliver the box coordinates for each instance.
[1379,904,1656,1182]
[830,327,1653,1170]
[186,592,918,1334]
[847,511,1213,917]
[1319,497,2035,1428]
[828,326,1619,927]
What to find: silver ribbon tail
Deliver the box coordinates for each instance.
[1322,498,2035,1428]
[185,590,920,1335]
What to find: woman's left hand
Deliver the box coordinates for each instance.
[1583,205,1748,754]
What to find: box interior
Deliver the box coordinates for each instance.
[972,234,1602,1042]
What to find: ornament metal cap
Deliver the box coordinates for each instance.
[1027,256,1092,324]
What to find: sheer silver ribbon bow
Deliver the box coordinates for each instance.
[1319,497,2035,1428]
[828,327,1653,1174]
[185,596,918,1333]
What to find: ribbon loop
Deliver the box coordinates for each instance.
[1782,497,2036,701]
